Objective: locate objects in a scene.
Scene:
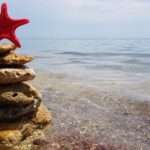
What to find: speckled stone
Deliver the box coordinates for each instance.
[0,83,41,106]
[0,52,33,66]
[0,99,40,121]
[0,67,35,84]
[0,44,16,54]
[0,103,52,148]
[32,103,52,126]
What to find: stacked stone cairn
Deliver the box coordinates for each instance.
[0,43,52,149]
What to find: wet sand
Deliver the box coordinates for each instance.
[31,71,150,150]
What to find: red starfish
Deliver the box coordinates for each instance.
[0,3,29,48]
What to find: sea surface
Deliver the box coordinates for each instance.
[20,39,150,93]
[21,39,150,83]
[20,39,150,149]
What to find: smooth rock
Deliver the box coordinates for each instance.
[0,83,41,106]
[0,67,35,84]
[0,53,33,66]
[0,44,16,54]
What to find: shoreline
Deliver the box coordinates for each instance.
[31,71,150,150]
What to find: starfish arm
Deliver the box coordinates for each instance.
[1,3,8,18]
[0,3,29,47]
[7,32,21,48]
[13,19,30,29]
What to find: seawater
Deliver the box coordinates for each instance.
[21,39,150,149]
[19,39,150,102]
[20,39,150,84]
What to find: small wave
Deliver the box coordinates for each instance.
[57,51,150,58]
[123,59,150,66]
[57,51,91,56]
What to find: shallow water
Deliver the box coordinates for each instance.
[21,39,150,74]
[21,39,150,149]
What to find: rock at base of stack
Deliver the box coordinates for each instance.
[0,44,52,150]
[0,104,52,150]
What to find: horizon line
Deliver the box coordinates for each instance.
[20,37,150,40]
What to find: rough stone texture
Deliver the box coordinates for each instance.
[0,52,33,66]
[0,44,16,54]
[0,67,35,84]
[0,99,40,121]
[0,130,22,146]
[0,43,52,150]
[0,103,52,148]
[0,130,46,150]
[15,130,46,150]
[0,83,41,106]
[32,103,52,126]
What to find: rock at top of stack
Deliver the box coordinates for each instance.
[0,44,16,55]
[0,43,33,66]
[0,44,35,84]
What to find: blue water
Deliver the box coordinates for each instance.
[20,39,150,83]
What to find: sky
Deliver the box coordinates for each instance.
[1,0,150,39]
